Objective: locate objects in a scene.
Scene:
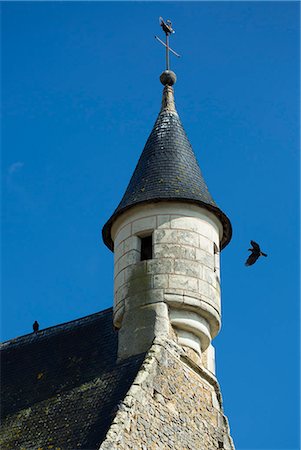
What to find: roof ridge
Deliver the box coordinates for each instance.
[1,307,113,349]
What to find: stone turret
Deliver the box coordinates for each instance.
[102,71,232,368]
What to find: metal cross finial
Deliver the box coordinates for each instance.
[155,17,181,71]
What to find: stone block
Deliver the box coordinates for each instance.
[196,249,214,269]
[127,274,153,294]
[157,215,171,228]
[170,216,217,242]
[169,274,198,291]
[154,229,199,247]
[116,250,140,273]
[198,279,210,297]
[175,328,202,355]
[153,274,169,289]
[132,216,156,235]
[174,260,201,278]
[123,235,141,254]
[113,303,124,328]
[170,216,199,233]
[125,289,164,308]
[164,292,184,307]
[207,344,216,377]
[115,223,132,248]
[202,266,217,287]
[199,235,213,253]
[208,284,221,308]
[115,282,129,304]
[118,303,170,359]
[114,241,124,262]
[154,244,196,260]
[146,259,174,275]
[114,270,125,293]
[124,261,148,282]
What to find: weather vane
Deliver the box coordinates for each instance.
[155,17,181,71]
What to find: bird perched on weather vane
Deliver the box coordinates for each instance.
[155,17,180,71]
[160,17,175,35]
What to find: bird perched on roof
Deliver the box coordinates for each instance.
[245,240,267,266]
[33,320,39,333]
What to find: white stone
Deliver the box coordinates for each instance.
[153,274,169,289]
[199,234,213,253]
[154,229,199,247]
[114,241,124,263]
[206,344,216,375]
[124,289,164,309]
[111,201,224,360]
[176,329,201,355]
[196,249,214,269]
[198,279,210,297]
[157,215,170,228]
[116,250,140,273]
[114,270,125,293]
[174,259,201,278]
[169,274,198,291]
[132,216,156,235]
[123,235,140,254]
[169,309,211,352]
[154,244,196,260]
[115,283,129,304]
[146,259,174,275]
[203,266,217,287]
[114,223,131,248]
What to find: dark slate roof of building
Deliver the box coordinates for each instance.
[102,83,232,251]
[0,308,145,450]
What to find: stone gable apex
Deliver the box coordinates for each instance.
[100,337,235,450]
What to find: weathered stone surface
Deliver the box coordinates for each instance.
[147,259,174,275]
[174,259,201,278]
[111,203,222,359]
[154,243,196,260]
[154,229,199,247]
[114,223,132,247]
[196,248,214,269]
[117,306,170,359]
[132,216,157,235]
[169,274,198,291]
[100,339,235,450]
[115,249,140,274]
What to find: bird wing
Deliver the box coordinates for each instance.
[245,252,260,266]
[250,240,260,251]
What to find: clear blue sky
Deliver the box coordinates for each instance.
[2,2,300,449]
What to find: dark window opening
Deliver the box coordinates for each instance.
[213,243,219,273]
[140,235,153,261]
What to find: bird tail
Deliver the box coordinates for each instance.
[261,252,267,257]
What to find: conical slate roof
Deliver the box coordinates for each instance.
[102,75,232,250]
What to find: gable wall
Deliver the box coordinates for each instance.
[100,338,234,450]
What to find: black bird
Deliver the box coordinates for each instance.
[159,17,175,35]
[245,240,267,266]
[33,320,39,333]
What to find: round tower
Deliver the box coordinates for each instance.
[102,71,232,370]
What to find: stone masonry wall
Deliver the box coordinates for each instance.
[111,203,223,361]
[99,338,235,450]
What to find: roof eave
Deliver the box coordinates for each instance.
[102,198,232,252]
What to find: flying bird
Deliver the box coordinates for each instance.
[245,240,267,266]
[33,320,39,333]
